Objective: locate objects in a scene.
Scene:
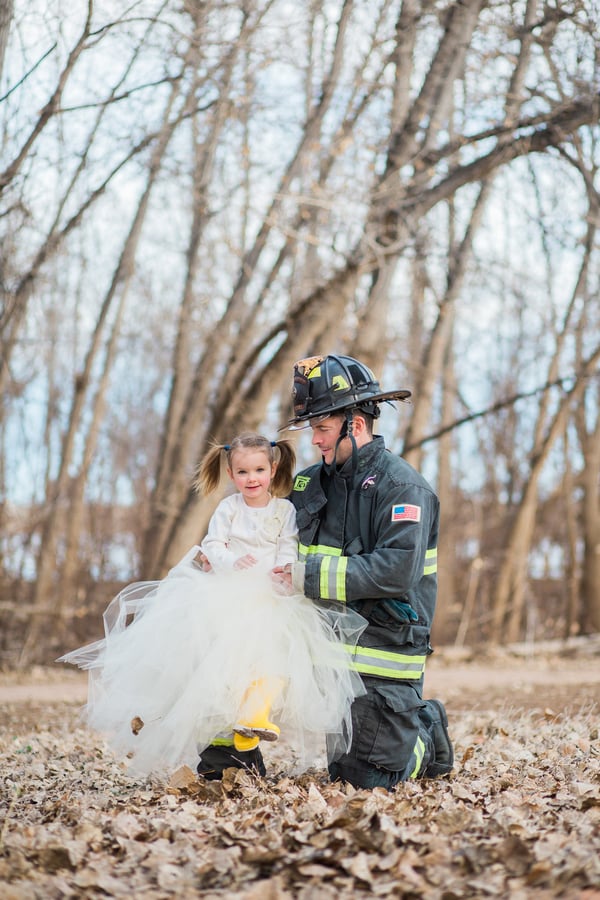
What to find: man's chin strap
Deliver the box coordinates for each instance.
[348,410,360,470]
[330,409,359,471]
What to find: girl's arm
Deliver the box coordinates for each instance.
[200,497,238,573]
[274,500,300,567]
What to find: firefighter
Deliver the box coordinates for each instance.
[272,354,454,788]
[198,354,453,787]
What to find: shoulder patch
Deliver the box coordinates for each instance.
[293,475,311,492]
[391,503,421,523]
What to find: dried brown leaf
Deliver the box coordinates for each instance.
[168,764,200,792]
[130,716,144,735]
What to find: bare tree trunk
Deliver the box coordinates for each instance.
[403,181,491,469]
[454,557,483,648]
[0,0,13,82]
[577,383,600,633]
[491,346,600,643]
[562,438,579,638]
[433,309,457,645]
[573,180,600,634]
[58,289,129,620]
[352,0,421,373]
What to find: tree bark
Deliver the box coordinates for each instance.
[0,0,13,83]
[579,412,600,632]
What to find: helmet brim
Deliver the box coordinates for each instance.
[280,388,412,431]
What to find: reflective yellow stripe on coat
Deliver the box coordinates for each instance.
[306,541,431,679]
[299,543,438,603]
[342,644,427,680]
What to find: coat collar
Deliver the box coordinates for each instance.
[325,434,386,480]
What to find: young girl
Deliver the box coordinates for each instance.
[59,432,365,778]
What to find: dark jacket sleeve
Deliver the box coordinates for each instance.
[303,472,439,607]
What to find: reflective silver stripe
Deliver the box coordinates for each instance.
[424,547,437,575]
[343,644,427,680]
[319,555,347,602]
[335,557,347,600]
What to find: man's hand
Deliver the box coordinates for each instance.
[271,564,294,595]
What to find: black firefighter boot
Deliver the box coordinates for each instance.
[197,742,266,781]
[421,699,454,777]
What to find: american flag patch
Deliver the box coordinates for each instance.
[391,503,421,523]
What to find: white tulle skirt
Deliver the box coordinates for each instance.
[59,554,366,778]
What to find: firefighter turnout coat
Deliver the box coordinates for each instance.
[290,435,439,686]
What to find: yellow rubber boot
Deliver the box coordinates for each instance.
[233,732,260,751]
[233,678,282,747]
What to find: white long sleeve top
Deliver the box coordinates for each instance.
[200,493,299,575]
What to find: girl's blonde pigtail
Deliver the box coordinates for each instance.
[271,439,296,497]
[195,443,226,495]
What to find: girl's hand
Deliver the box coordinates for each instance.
[194,550,212,572]
[234,554,258,570]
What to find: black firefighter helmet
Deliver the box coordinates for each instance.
[284,354,411,429]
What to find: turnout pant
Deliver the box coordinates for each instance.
[327,677,438,790]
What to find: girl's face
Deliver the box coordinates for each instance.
[227,447,275,507]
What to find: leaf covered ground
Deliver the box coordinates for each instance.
[0,658,599,899]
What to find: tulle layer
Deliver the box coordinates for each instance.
[59,558,366,778]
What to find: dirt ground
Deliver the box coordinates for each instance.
[1,639,599,716]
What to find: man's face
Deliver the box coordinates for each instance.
[309,415,349,465]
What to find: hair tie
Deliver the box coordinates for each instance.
[223,444,231,451]
[270,441,277,447]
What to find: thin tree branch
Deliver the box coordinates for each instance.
[0,42,57,103]
[57,74,181,112]
[403,370,600,452]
